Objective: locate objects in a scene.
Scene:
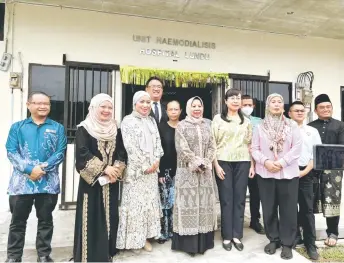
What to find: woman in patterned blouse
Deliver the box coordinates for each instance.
[172,96,217,257]
[212,88,253,252]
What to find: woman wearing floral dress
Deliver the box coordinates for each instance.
[116,91,164,252]
[172,96,217,257]
[157,100,182,243]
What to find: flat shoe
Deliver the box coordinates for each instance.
[222,242,232,251]
[232,240,244,251]
[157,239,166,244]
[143,241,153,252]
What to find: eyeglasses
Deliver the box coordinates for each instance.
[29,102,51,106]
[291,110,305,113]
[149,85,163,89]
[227,96,241,101]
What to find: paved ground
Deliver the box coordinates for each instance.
[0,201,343,262]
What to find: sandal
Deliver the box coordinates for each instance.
[324,234,338,247]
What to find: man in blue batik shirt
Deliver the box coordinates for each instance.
[241,95,265,235]
[5,91,67,263]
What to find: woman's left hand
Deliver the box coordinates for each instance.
[273,161,283,169]
[144,161,160,174]
[249,166,255,178]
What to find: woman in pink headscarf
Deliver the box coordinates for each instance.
[251,93,302,260]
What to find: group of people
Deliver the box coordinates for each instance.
[4,75,343,263]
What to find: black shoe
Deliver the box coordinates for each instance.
[222,241,232,251]
[157,239,166,244]
[281,246,293,260]
[37,256,54,262]
[5,259,21,263]
[187,252,195,257]
[306,244,319,260]
[264,241,281,255]
[231,239,244,251]
[249,221,265,235]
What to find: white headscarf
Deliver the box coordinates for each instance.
[186,96,204,124]
[132,90,157,164]
[77,93,117,141]
[132,90,151,110]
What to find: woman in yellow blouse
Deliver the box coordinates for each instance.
[212,88,254,252]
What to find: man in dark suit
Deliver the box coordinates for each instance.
[145,76,168,124]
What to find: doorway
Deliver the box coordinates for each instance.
[122,84,214,120]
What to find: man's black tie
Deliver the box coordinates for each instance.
[153,102,160,123]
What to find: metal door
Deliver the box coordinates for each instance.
[60,60,119,210]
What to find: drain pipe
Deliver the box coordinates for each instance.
[7,2,16,212]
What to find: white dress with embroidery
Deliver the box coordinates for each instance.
[116,113,164,249]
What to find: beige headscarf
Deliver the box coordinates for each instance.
[132,91,157,164]
[77,93,117,141]
[186,96,204,124]
[262,93,291,160]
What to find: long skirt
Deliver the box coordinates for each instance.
[171,232,214,254]
[314,170,342,217]
[73,179,119,262]
[116,173,161,249]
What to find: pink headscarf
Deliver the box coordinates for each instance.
[262,93,292,160]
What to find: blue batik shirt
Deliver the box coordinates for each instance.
[6,117,67,195]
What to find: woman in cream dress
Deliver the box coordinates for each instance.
[116,91,164,252]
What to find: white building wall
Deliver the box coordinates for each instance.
[0,3,343,211]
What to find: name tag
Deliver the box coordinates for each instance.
[45,129,56,134]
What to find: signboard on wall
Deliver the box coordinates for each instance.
[132,35,216,60]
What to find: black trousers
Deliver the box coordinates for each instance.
[7,194,58,259]
[248,175,261,223]
[258,176,299,247]
[297,168,316,246]
[326,216,340,237]
[216,161,250,240]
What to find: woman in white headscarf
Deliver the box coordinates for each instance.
[172,96,217,257]
[73,93,127,262]
[116,90,164,252]
[251,93,302,260]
